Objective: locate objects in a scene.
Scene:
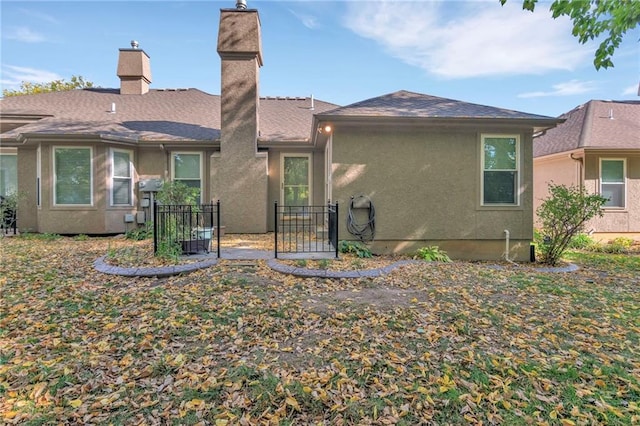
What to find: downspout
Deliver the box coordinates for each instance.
[570,152,584,191]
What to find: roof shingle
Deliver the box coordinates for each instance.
[0,88,337,142]
[534,100,640,157]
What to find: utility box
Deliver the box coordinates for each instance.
[140,198,150,208]
[136,212,146,224]
[138,179,163,192]
[124,214,135,223]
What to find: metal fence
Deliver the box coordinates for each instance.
[0,196,17,236]
[274,202,338,258]
[153,201,220,257]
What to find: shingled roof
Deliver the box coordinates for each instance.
[318,90,558,122]
[533,100,640,157]
[0,88,337,143]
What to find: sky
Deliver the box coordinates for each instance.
[1,0,639,117]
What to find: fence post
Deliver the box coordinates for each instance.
[153,200,158,254]
[274,201,278,259]
[335,202,339,259]
[216,200,221,258]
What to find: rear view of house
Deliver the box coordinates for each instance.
[1,1,563,261]
[533,100,640,241]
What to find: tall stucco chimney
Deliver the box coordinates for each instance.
[213,3,268,233]
[117,41,152,95]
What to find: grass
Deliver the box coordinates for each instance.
[0,237,638,424]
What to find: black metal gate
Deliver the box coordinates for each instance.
[274,202,338,258]
[153,201,221,257]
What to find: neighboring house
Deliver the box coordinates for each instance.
[0,4,561,260]
[533,100,640,240]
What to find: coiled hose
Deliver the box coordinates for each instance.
[347,195,375,242]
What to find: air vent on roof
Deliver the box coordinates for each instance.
[131,40,139,49]
[236,0,247,9]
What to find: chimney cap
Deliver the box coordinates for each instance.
[236,0,247,10]
[131,40,139,49]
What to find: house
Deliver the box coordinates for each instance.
[0,3,561,260]
[533,100,640,241]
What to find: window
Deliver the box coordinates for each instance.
[171,152,202,203]
[0,153,17,197]
[600,159,625,208]
[481,135,519,205]
[111,149,133,206]
[282,154,311,207]
[54,147,92,205]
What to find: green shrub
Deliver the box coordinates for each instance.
[155,240,182,263]
[416,246,451,262]
[126,223,153,241]
[536,184,606,265]
[601,237,633,254]
[73,234,89,241]
[568,233,596,250]
[338,240,372,258]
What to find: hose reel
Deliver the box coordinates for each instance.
[347,194,375,242]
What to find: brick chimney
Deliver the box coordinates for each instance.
[117,41,152,95]
[212,3,268,233]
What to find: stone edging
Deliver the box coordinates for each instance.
[266,259,422,278]
[93,256,218,278]
[93,255,580,278]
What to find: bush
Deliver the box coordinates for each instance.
[126,223,153,241]
[415,246,451,262]
[339,240,372,258]
[599,237,633,254]
[568,233,596,250]
[536,184,606,265]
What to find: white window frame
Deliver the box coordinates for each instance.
[110,148,134,206]
[53,146,93,206]
[480,134,520,206]
[280,153,312,207]
[170,152,203,202]
[0,152,18,197]
[600,158,626,209]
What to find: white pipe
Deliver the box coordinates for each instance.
[504,229,511,262]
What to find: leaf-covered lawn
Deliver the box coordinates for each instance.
[1,237,638,425]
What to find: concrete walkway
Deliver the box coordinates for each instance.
[93,248,420,278]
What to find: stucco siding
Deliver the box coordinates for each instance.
[16,147,38,232]
[585,152,640,233]
[331,124,534,260]
[533,154,580,226]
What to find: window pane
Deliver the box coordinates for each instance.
[113,151,130,177]
[284,157,309,185]
[113,178,131,205]
[484,137,516,170]
[285,186,309,206]
[0,154,18,196]
[601,160,623,182]
[602,183,624,207]
[55,148,91,204]
[483,171,516,204]
[174,154,200,179]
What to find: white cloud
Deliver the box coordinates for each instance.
[289,9,319,29]
[622,82,640,96]
[517,80,598,98]
[4,26,47,43]
[343,1,591,78]
[19,8,59,24]
[1,65,62,90]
